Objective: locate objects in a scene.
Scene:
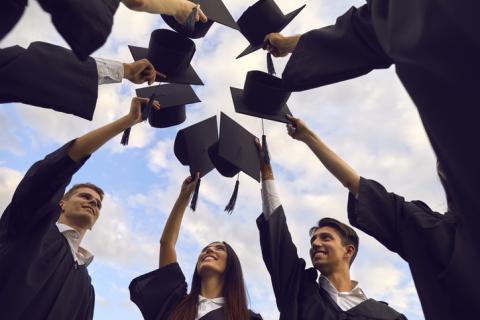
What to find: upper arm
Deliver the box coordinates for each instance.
[159,243,177,268]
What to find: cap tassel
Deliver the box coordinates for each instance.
[224,176,240,214]
[267,52,276,76]
[190,178,201,211]
[262,134,271,165]
[120,127,131,146]
[186,2,199,33]
[141,93,155,121]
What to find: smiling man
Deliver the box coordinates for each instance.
[255,140,406,320]
[0,96,159,320]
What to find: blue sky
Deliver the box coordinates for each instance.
[0,1,446,319]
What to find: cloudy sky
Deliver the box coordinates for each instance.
[0,1,445,319]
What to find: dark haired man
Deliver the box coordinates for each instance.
[255,141,406,320]
[0,97,159,319]
[284,115,480,320]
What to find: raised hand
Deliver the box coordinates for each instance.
[263,33,300,57]
[174,0,208,25]
[123,59,165,85]
[127,97,160,126]
[180,172,200,198]
[286,114,312,143]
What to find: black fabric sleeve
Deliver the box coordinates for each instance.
[282,5,392,92]
[36,0,120,60]
[256,206,306,314]
[0,140,90,236]
[0,41,98,120]
[129,262,188,320]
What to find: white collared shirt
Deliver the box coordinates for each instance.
[93,57,124,84]
[56,223,94,266]
[319,275,367,311]
[195,295,225,319]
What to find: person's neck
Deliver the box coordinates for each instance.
[200,273,224,299]
[57,217,88,243]
[323,267,353,292]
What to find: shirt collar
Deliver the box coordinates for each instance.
[56,223,94,266]
[319,274,367,299]
[198,295,225,305]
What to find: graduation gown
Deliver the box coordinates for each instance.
[256,207,406,320]
[348,177,480,320]
[129,262,263,320]
[0,141,95,320]
[0,42,98,120]
[282,1,480,235]
[1,0,120,60]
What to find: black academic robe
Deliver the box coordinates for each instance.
[0,42,98,120]
[0,141,95,320]
[282,1,480,236]
[1,0,120,60]
[348,177,480,320]
[256,207,406,320]
[129,262,263,320]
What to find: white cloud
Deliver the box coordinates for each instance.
[0,167,23,212]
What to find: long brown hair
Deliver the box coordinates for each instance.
[168,242,251,320]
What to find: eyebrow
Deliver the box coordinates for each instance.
[78,192,102,208]
[202,243,226,251]
[310,232,334,243]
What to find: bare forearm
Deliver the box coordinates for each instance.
[159,193,190,267]
[68,116,133,162]
[122,0,180,15]
[304,131,360,195]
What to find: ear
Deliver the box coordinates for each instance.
[344,244,355,260]
[59,200,65,210]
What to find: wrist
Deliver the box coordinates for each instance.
[261,165,274,180]
[123,63,132,81]
[178,191,191,202]
[286,35,300,53]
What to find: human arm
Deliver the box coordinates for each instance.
[159,173,199,267]
[263,33,301,57]
[280,5,393,91]
[95,57,160,85]
[286,115,360,195]
[122,0,207,24]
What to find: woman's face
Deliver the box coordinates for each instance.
[196,241,228,276]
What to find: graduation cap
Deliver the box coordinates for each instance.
[128,29,203,85]
[120,84,201,146]
[236,0,305,59]
[161,0,239,39]
[137,83,201,128]
[208,112,260,213]
[174,116,218,210]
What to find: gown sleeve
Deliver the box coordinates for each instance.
[129,262,188,320]
[256,206,307,314]
[0,140,90,238]
[282,5,392,91]
[0,42,98,120]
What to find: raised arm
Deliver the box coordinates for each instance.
[286,115,360,195]
[122,0,207,24]
[159,173,199,267]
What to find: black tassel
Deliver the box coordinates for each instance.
[224,178,239,214]
[267,52,276,76]
[190,178,201,211]
[120,127,131,146]
[262,134,271,165]
[186,3,198,33]
[141,93,155,121]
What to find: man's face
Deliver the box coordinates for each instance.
[309,226,353,274]
[196,242,228,277]
[59,187,102,230]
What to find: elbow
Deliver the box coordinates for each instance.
[123,0,147,10]
[343,178,360,195]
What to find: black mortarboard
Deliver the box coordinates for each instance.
[128,29,203,85]
[136,84,201,128]
[231,70,292,123]
[174,116,218,210]
[236,0,305,59]
[208,112,260,213]
[161,0,239,39]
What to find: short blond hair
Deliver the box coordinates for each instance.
[63,183,104,201]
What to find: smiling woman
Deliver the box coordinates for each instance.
[128,175,263,320]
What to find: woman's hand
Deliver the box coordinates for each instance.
[179,172,200,199]
[126,97,160,127]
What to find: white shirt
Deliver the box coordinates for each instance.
[56,223,94,266]
[319,275,367,311]
[261,179,281,219]
[195,295,225,319]
[93,57,124,84]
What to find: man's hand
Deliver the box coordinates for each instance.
[255,138,274,181]
[286,115,313,143]
[179,172,200,199]
[174,0,208,25]
[263,33,300,57]
[123,59,165,85]
[127,97,160,126]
